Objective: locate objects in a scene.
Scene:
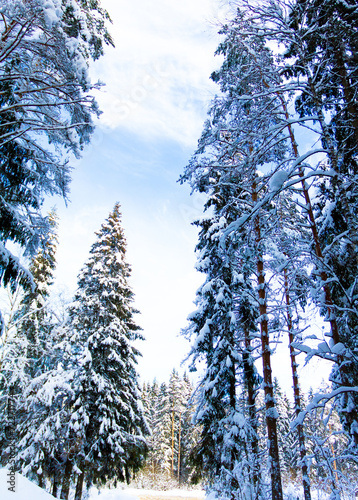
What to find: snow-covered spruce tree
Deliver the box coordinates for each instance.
[0,210,85,497]
[141,382,161,482]
[180,8,305,497]
[166,369,183,479]
[181,164,266,497]
[155,382,174,478]
[14,362,76,494]
[64,203,148,499]
[0,0,113,327]
[141,380,173,483]
[272,379,300,484]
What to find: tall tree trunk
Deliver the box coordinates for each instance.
[38,474,44,489]
[252,179,283,500]
[60,459,73,500]
[284,267,311,500]
[177,416,181,484]
[242,324,260,493]
[52,475,58,498]
[229,362,239,498]
[74,470,85,500]
[171,408,175,477]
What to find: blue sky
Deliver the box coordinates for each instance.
[49,0,331,390]
[51,0,230,383]
[53,129,207,383]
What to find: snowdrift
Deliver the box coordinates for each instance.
[0,469,54,500]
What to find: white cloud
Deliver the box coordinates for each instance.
[89,0,233,146]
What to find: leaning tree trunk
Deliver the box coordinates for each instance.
[283,100,358,445]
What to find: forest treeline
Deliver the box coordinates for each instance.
[1,0,358,499]
[139,373,357,496]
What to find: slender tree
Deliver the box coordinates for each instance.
[15,210,59,378]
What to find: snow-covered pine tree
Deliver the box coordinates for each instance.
[180,8,299,497]
[232,0,358,459]
[247,0,358,449]
[286,0,358,158]
[302,383,353,497]
[182,206,255,497]
[283,0,358,449]
[266,192,313,499]
[65,203,148,499]
[0,0,113,327]
[182,154,269,497]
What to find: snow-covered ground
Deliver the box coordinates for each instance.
[1,469,335,500]
[0,469,206,500]
[89,488,205,500]
[1,468,54,500]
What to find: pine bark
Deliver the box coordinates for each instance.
[243,325,260,490]
[284,267,311,500]
[177,416,181,484]
[252,180,283,500]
